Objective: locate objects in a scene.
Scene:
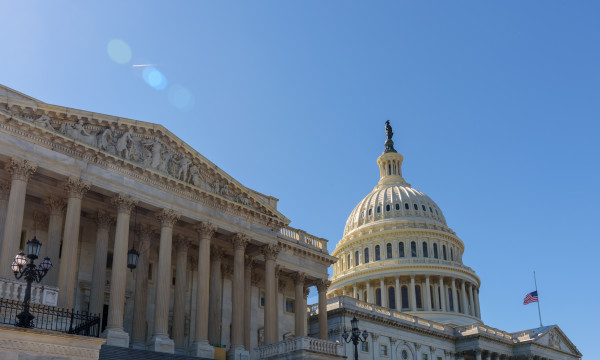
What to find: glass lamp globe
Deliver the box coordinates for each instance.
[40,257,52,271]
[127,248,139,271]
[26,236,42,258]
[15,252,27,266]
[11,261,20,273]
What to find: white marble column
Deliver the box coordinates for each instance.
[208,246,224,346]
[0,182,11,259]
[380,278,388,307]
[439,277,446,312]
[460,280,468,315]
[149,208,180,353]
[409,275,417,311]
[228,233,249,360]
[244,257,253,352]
[316,279,330,340]
[0,158,37,278]
[262,244,280,345]
[475,350,482,360]
[451,279,459,313]
[105,194,137,347]
[433,284,440,311]
[42,196,66,287]
[57,177,90,309]
[191,222,216,358]
[474,288,481,318]
[172,236,190,354]
[425,276,432,311]
[303,288,310,336]
[293,272,306,337]
[131,225,153,349]
[366,281,372,303]
[89,211,114,320]
[468,283,475,316]
[353,284,358,299]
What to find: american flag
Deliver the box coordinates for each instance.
[523,290,538,305]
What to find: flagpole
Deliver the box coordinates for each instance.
[534,271,543,327]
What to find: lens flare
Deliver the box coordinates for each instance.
[142,67,168,90]
[107,39,132,64]
[168,84,194,111]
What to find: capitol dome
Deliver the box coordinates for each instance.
[328,122,481,326]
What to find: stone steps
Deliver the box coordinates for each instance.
[99,345,211,360]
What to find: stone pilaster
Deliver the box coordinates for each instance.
[293,272,306,337]
[57,177,90,309]
[228,233,249,360]
[131,225,153,349]
[316,279,330,340]
[149,208,180,353]
[262,244,280,345]
[0,158,37,278]
[105,194,137,347]
[42,196,66,286]
[191,221,217,358]
[172,235,190,354]
[208,246,224,346]
[89,211,114,322]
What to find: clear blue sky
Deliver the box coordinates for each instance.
[3,2,598,358]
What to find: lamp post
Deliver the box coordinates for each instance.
[342,316,369,360]
[11,236,52,328]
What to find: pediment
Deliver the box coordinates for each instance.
[0,84,44,103]
[0,92,289,226]
[532,325,581,356]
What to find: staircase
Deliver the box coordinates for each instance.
[99,345,212,360]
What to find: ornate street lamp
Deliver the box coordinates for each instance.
[11,236,52,328]
[126,206,140,271]
[342,316,369,360]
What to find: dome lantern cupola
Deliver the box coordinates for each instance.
[377,121,410,188]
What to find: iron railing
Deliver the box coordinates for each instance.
[0,297,100,337]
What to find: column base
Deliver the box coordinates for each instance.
[190,340,215,359]
[227,345,249,360]
[104,328,130,348]
[147,334,175,354]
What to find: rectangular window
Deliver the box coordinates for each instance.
[285,298,295,313]
[379,345,388,356]
[259,290,265,308]
[361,342,369,352]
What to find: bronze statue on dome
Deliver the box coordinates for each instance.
[384,120,397,153]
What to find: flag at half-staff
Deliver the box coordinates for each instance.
[523,290,538,305]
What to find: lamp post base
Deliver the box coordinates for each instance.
[15,310,34,328]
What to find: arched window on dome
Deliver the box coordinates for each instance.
[386,243,392,259]
[442,245,447,260]
[448,288,454,311]
[413,203,418,210]
[422,205,426,211]
[347,254,351,268]
[433,244,438,259]
[435,209,439,215]
[364,248,370,263]
[401,286,409,309]
[450,248,454,261]
[429,206,433,213]
[404,203,409,210]
[410,241,417,257]
[377,206,381,213]
[388,287,396,309]
[376,288,382,306]
[355,251,360,266]
[395,203,400,210]
[398,242,405,257]
[386,204,390,211]
[375,245,381,261]
[422,242,429,258]
[415,285,422,308]
[363,291,367,301]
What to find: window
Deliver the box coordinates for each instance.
[433,244,438,259]
[429,206,433,212]
[401,350,408,359]
[364,248,370,263]
[430,285,435,308]
[375,245,381,261]
[411,241,417,257]
[401,286,409,309]
[388,287,396,309]
[442,245,447,260]
[285,298,295,313]
[355,251,360,266]
[422,205,426,211]
[457,293,462,313]
[413,203,418,210]
[361,342,369,352]
[386,204,390,211]
[422,243,428,258]
[399,242,405,257]
[377,206,381,213]
[369,209,372,215]
[148,263,153,281]
[448,288,454,311]
[422,355,428,360]
[347,254,351,268]
[260,290,265,308]
[435,209,439,215]
[415,285,422,308]
[380,345,388,356]
[363,291,367,301]
[376,288,381,306]
[404,203,409,210]
[396,203,400,210]
[106,252,114,269]
[386,243,392,259]
[450,248,454,261]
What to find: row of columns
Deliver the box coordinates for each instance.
[339,275,481,318]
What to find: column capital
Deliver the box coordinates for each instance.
[193,221,217,240]
[231,233,249,251]
[251,272,262,286]
[45,196,67,216]
[316,279,331,293]
[261,243,281,261]
[6,158,37,182]
[174,235,191,251]
[0,181,10,200]
[278,279,287,292]
[156,208,180,228]
[95,210,115,230]
[64,177,91,199]
[303,287,310,298]
[244,256,255,271]
[112,193,138,214]
[211,246,225,261]
[292,272,306,285]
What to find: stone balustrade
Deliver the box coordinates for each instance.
[455,323,516,342]
[254,336,344,359]
[0,278,59,306]
[279,225,328,252]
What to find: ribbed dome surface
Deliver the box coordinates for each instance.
[343,183,447,236]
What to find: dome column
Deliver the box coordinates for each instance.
[451,279,459,313]
[468,283,475,316]
[353,284,357,299]
[424,276,432,311]
[409,275,417,311]
[380,278,387,307]
[460,280,468,314]
[439,277,446,312]
[474,287,481,318]
[395,277,400,310]
[366,281,372,303]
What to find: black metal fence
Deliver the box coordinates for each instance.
[0,297,100,337]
